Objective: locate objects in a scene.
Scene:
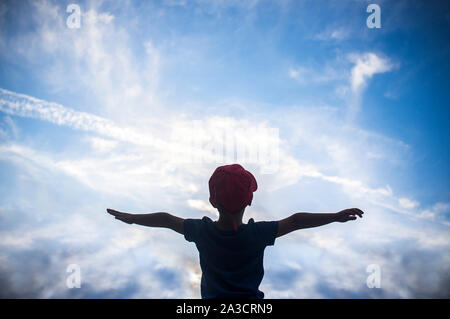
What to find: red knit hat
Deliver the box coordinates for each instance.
[209,164,258,230]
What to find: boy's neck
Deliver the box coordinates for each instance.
[216,214,243,231]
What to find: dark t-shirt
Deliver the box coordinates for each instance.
[183,216,278,299]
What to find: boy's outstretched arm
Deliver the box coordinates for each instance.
[107,208,184,235]
[276,208,364,238]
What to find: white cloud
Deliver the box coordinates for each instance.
[288,65,344,84]
[0,88,164,149]
[314,27,349,41]
[288,52,393,120]
[0,116,18,140]
[187,199,219,216]
[398,197,419,209]
[419,202,450,221]
[349,53,392,93]
[89,137,117,153]
[4,1,162,122]
[342,52,393,120]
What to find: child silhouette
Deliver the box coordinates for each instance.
[107,163,364,298]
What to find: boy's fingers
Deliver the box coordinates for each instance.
[115,216,132,224]
[351,208,363,217]
[107,209,122,216]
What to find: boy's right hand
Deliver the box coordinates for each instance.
[107,208,134,224]
[335,208,364,223]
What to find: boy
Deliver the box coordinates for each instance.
[107,164,364,298]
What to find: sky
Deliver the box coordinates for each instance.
[0,0,449,298]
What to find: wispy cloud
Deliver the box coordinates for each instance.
[288,65,344,84]
[349,53,392,94]
[288,51,393,121]
[398,197,419,209]
[314,27,350,41]
[419,202,450,223]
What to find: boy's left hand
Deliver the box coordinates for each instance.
[107,208,134,224]
[335,208,364,223]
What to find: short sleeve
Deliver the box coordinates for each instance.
[254,221,278,247]
[184,218,202,243]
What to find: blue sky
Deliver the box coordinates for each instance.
[0,0,449,298]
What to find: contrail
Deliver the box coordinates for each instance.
[0,87,167,149]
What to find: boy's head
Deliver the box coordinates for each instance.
[208,164,258,229]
